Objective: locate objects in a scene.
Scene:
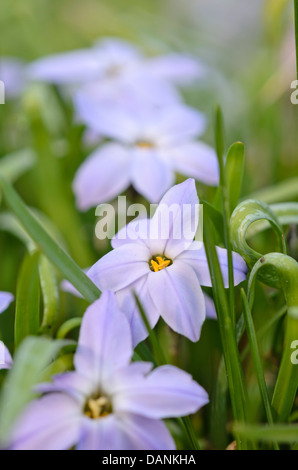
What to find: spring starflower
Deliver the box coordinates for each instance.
[0,292,14,314]
[74,101,219,210]
[0,292,14,370]
[87,180,247,345]
[10,291,209,450]
[0,59,25,99]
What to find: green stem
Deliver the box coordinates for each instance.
[0,176,100,304]
[204,215,248,449]
[241,289,279,450]
[214,108,236,327]
[248,253,298,422]
[294,0,298,80]
[134,295,200,451]
[57,318,82,340]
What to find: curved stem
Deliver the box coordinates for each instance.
[248,253,298,422]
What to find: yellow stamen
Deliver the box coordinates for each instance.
[84,396,112,420]
[136,140,155,149]
[150,256,171,272]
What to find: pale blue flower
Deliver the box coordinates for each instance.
[0,292,14,371]
[73,101,219,210]
[0,59,26,99]
[10,291,209,450]
[87,180,247,345]
[0,341,13,371]
[0,292,14,315]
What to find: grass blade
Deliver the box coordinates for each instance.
[0,176,100,304]
[15,252,40,348]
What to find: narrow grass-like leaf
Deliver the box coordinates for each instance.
[15,251,40,348]
[241,289,279,449]
[248,253,298,422]
[0,176,100,304]
[0,337,69,444]
[204,214,248,449]
[231,199,285,286]
[233,423,298,444]
[0,148,36,182]
[246,177,298,204]
[214,108,236,327]
[39,255,59,335]
[57,317,82,340]
[225,142,245,213]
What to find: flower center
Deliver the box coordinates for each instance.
[150,255,172,273]
[136,140,155,149]
[84,395,112,420]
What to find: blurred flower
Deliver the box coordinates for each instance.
[74,101,218,210]
[10,291,208,450]
[0,293,14,370]
[87,180,247,345]
[0,341,13,371]
[27,37,203,97]
[0,292,14,314]
[27,38,142,86]
[0,59,26,99]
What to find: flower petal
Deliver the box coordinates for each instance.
[131,148,174,203]
[27,50,101,84]
[144,53,205,85]
[116,414,176,450]
[87,243,151,292]
[116,276,160,347]
[204,294,217,320]
[35,372,93,402]
[75,89,141,141]
[77,414,175,450]
[73,143,131,211]
[0,341,13,370]
[149,179,200,259]
[10,394,82,450]
[178,242,248,287]
[114,365,209,419]
[74,291,133,382]
[149,105,207,146]
[0,59,25,98]
[0,292,14,314]
[169,141,219,186]
[148,260,206,342]
[111,218,151,249]
[77,415,121,450]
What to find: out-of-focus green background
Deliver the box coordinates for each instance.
[0,0,297,190]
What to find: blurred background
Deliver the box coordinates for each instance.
[0,0,297,191]
[0,0,297,449]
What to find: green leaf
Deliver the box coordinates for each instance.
[203,214,248,449]
[225,142,245,213]
[0,148,36,182]
[0,176,100,304]
[233,423,298,444]
[0,337,68,444]
[230,199,285,286]
[15,251,40,348]
[201,200,224,241]
[39,255,59,335]
[246,177,298,204]
[241,289,279,449]
[248,253,298,422]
